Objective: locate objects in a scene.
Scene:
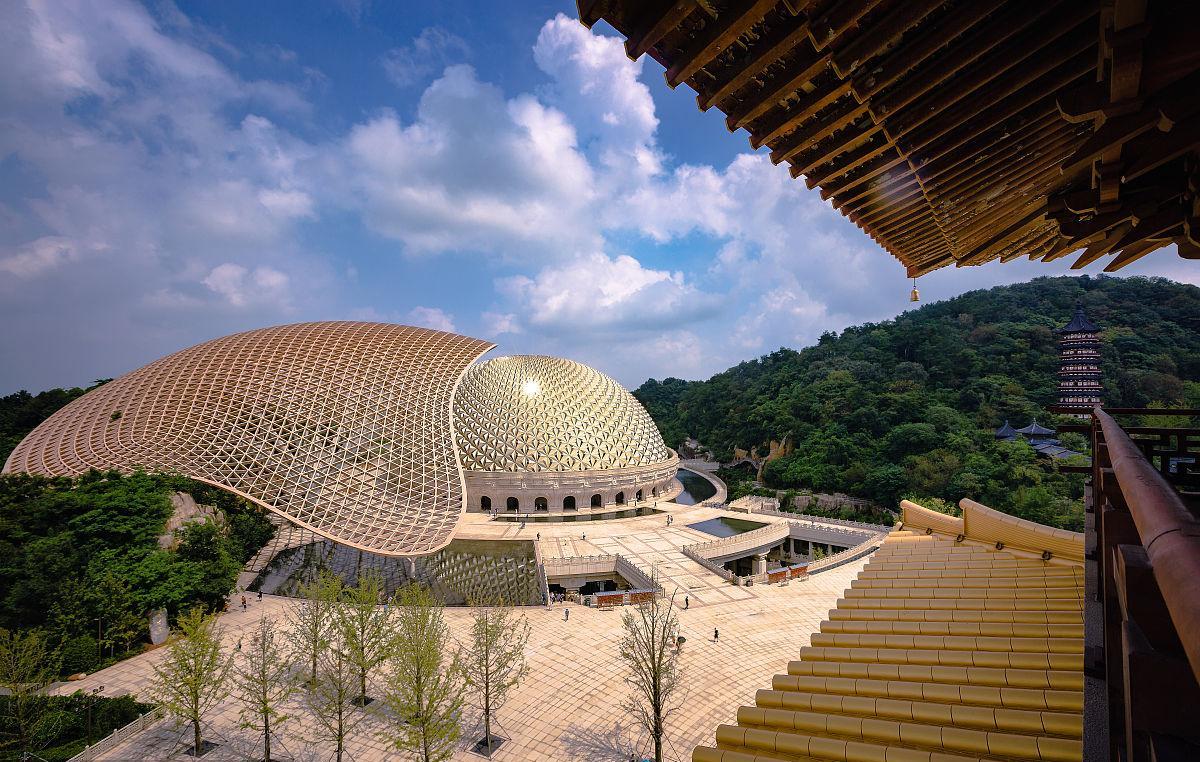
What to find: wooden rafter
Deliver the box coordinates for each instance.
[580,0,1200,275]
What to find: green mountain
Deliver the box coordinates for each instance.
[635,275,1200,530]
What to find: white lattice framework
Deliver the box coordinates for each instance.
[2,322,494,555]
[453,355,673,472]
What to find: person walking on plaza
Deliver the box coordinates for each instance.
[713,628,719,642]
[684,596,689,610]
[564,608,570,621]
[241,594,247,611]
[536,532,540,541]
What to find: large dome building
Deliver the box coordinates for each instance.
[454,355,677,514]
[2,322,677,556]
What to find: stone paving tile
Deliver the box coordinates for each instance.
[66,503,871,761]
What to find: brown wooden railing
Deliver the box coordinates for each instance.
[1079,407,1200,761]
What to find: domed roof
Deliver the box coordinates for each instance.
[3,322,494,555]
[453,355,672,472]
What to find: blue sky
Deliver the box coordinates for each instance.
[1,0,1194,394]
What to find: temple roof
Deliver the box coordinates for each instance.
[1059,306,1100,334]
[694,499,1084,762]
[995,420,1018,439]
[579,1,1200,276]
[1016,420,1057,437]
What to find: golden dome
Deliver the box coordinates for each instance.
[3,322,494,555]
[453,355,672,472]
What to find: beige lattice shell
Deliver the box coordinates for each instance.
[453,355,673,472]
[2,322,494,555]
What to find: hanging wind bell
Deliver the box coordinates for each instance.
[909,277,920,302]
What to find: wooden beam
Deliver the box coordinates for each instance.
[787,123,883,177]
[1104,239,1167,271]
[918,109,1064,184]
[751,79,853,148]
[871,1,1058,121]
[914,59,1092,168]
[801,134,892,187]
[761,99,869,162]
[807,0,886,51]
[724,45,830,130]
[889,9,1096,141]
[830,0,943,78]
[852,0,1006,102]
[697,21,813,111]
[664,0,776,87]
[819,152,907,198]
[1109,202,1186,251]
[1072,222,1132,268]
[1122,114,1200,182]
[624,0,696,61]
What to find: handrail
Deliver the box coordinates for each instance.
[1096,407,1200,684]
[69,707,165,761]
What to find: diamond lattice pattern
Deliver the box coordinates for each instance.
[2,322,494,555]
[453,355,672,473]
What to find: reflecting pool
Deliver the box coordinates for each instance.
[674,468,718,505]
[686,516,767,538]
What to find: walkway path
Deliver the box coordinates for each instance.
[62,482,880,760]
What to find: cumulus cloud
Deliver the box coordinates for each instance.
[532,14,659,172]
[405,305,456,333]
[498,252,708,333]
[203,264,291,308]
[334,65,598,258]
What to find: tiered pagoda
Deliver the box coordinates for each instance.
[1057,305,1103,414]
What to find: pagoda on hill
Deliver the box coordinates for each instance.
[1057,305,1103,415]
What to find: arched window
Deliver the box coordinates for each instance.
[615,491,625,505]
[481,496,491,511]
[563,496,576,510]
[535,496,548,511]
[507,497,519,511]
[651,487,658,497]
[636,489,644,501]
[591,493,602,508]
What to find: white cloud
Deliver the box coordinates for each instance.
[532,14,658,171]
[203,263,291,308]
[482,311,521,336]
[405,305,456,333]
[333,65,598,259]
[382,27,469,87]
[0,236,85,277]
[498,251,709,333]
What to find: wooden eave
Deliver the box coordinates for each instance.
[579,0,1200,276]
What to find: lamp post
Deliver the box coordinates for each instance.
[85,685,104,746]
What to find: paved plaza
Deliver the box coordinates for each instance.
[59,496,876,761]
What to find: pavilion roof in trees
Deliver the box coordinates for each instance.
[578,0,1200,276]
[1016,420,1057,437]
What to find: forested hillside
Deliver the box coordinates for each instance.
[635,276,1200,530]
